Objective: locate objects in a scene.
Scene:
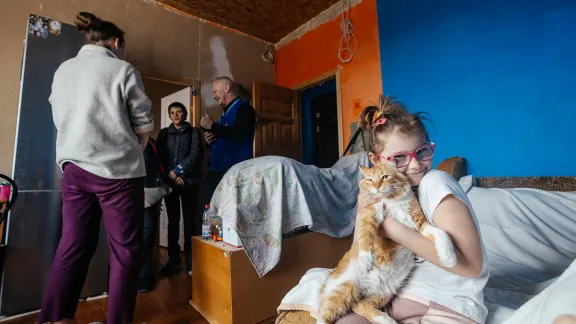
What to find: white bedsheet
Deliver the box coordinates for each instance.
[503,259,576,324]
[485,302,516,324]
[459,175,576,321]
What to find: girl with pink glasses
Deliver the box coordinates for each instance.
[337,96,489,324]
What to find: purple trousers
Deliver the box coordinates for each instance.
[38,163,144,324]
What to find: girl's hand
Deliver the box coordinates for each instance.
[353,186,383,243]
[378,211,408,240]
[357,187,382,211]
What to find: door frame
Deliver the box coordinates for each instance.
[293,67,344,156]
[138,67,202,251]
[138,66,202,128]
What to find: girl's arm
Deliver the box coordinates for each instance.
[382,194,483,278]
[156,129,172,179]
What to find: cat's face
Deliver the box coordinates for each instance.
[369,132,432,186]
[359,162,411,199]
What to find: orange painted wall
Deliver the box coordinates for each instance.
[274,0,382,145]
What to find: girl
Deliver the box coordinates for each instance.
[139,137,171,292]
[338,96,489,324]
[40,12,153,324]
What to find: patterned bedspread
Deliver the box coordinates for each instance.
[211,152,370,277]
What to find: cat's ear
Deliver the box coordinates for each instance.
[359,165,370,174]
[367,153,380,166]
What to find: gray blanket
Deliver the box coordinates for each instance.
[211,152,370,277]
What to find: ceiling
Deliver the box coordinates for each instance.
[154,0,341,43]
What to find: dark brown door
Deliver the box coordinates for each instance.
[253,82,301,160]
[311,91,339,168]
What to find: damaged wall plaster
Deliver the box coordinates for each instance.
[275,0,363,50]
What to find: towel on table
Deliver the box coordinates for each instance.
[211,153,370,277]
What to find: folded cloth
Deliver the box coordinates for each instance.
[276,268,332,323]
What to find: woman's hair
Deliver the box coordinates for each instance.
[168,102,188,119]
[74,12,125,49]
[358,95,430,154]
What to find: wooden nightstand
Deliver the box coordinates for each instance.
[189,232,352,324]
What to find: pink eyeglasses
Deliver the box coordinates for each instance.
[377,143,436,168]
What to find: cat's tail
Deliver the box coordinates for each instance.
[317,281,359,324]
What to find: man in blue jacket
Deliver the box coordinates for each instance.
[200,76,256,206]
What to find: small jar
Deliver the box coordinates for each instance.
[210,215,222,235]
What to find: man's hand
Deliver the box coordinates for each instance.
[169,170,178,180]
[175,177,185,186]
[204,132,217,145]
[200,111,213,130]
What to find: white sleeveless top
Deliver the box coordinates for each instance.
[400,170,489,323]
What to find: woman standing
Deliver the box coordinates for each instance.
[39,12,153,324]
[157,102,203,275]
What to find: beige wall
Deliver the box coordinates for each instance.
[141,78,188,139]
[0,0,274,175]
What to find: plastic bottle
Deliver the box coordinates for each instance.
[201,205,212,240]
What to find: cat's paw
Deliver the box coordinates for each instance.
[358,250,375,270]
[315,319,327,324]
[435,233,457,268]
[438,244,457,268]
[423,225,457,268]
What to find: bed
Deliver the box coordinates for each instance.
[207,154,576,324]
[273,158,576,324]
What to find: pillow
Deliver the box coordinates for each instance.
[458,176,576,308]
[503,259,576,324]
[436,157,466,181]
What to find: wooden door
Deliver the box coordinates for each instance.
[253,82,301,160]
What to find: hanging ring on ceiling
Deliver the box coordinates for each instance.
[338,0,357,63]
[262,44,275,63]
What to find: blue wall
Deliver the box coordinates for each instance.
[301,79,337,165]
[376,0,576,176]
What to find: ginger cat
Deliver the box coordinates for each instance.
[316,163,457,324]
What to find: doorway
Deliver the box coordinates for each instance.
[141,75,200,252]
[300,78,339,167]
[142,77,190,138]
